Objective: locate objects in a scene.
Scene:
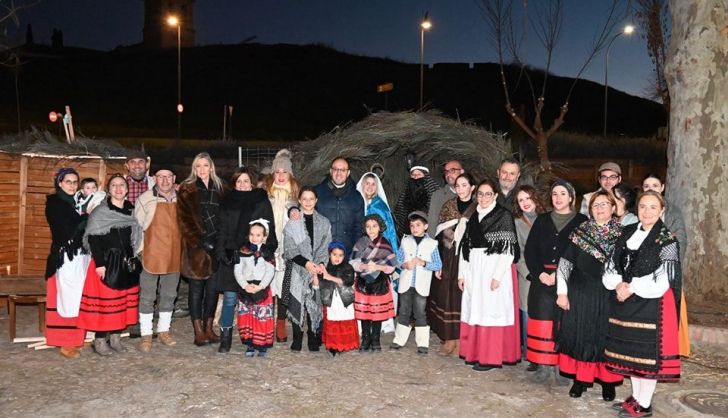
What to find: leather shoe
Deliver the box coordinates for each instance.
[59,346,81,359]
[526,362,539,372]
[618,403,652,418]
[172,308,190,319]
[568,382,586,398]
[612,396,636,411]
[472,364,494,371]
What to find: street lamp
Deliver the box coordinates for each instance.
[603,24,634,139]
[419,12,432,110]
[167,15,182,140]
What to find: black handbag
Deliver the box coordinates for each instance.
[101,230,141,290]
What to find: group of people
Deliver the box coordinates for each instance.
[44,150,685,418]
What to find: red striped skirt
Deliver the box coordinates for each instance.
[559,353,623,384]
[527,319,558,365]
[322,306,359,352]
[354,282,395,321]
[45,275,86,347]
[238,288,274,348]
[605,291,681,381]
[76,259,139,332]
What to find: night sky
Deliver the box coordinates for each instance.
[10,0,654,99]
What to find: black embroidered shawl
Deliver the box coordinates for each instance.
[461,204,518,262]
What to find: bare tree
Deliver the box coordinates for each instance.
[633,0,671,114]
[479,0,627,172]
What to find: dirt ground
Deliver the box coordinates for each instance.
[1,305,727,418]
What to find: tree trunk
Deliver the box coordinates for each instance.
[664,1,728,300]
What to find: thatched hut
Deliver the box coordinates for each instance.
[0,131,128,276]
[291,111,511,200]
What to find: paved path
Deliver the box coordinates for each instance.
[1,305,727,417]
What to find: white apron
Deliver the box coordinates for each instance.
[56,250,91,318]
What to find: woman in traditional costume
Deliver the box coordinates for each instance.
[78,174,142,356]
[428,172,476,356]
[44,168,91,359]
[555,191,624,400]
[603,191,681,418]
[524,179,587,382]
[458,179,520,371]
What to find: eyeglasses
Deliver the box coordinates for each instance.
[599,175,620,181]
[443,168,463,174]
[330,168,349,173]
[591,201,611,209]
[477,191,495,198]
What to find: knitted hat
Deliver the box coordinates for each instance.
[271,149,293,175]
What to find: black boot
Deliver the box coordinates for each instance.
[601,383,616,401]
[217,327,232,354]
[307,330,321,352]
[291,323,303,352]
[569,381,587,398]
[359,320,372,352]
[370,321,382,351]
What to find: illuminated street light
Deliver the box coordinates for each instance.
[419,12,432,110]
[603,25,635,139]
[168,15,182,140]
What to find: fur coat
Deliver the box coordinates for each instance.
[177,181,212,279]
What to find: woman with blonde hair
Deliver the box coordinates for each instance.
[265,149,301,343]
[177,152,225,345]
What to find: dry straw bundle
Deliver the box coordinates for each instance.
[0,128,128,158]
[291,110,511,200]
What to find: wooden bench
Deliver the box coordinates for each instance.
[0,276,46,340]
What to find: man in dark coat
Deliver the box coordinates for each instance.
[315,157,364,256]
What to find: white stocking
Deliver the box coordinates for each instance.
[638,378,657,407]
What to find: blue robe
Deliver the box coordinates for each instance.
[366,196,399,255]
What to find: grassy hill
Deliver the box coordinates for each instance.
[0,42,666,141]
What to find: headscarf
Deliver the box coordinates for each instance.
[356,172,390,208]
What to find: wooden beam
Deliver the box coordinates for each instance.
[98,159,107,187]
[17,156,28,275]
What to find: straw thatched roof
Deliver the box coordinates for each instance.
[291,110,511,200]
[0,128,129,158]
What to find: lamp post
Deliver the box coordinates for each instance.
[167,16,182,141]
[419,12,431,110]
[603,24,634,139]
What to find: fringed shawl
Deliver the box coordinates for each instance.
[461,203,518,263]
[350,235,398,282]
[569,218,623,264]
[83,198,143,254]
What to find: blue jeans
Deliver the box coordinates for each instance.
[220,291,238,329]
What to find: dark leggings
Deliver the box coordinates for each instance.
[188,274,219,320]
[277,297,287,320]
[94,330,122,338]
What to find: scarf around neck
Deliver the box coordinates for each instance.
[462,203,518,262]
[83,198,143,254]
[551,210,577,232]
[570,218,622,263]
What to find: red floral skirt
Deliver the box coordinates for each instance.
[238,288,275,348]
[322,306,359,352]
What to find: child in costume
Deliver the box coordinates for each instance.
[319,241,359,356]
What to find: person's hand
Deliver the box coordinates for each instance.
[311,275,320,287]
[539,272,555,286]
[305,261,319,276]
[414,257,426,268]
[366,261,379,272]
[556,294,570,310]
[289,208,301,221]
[402,260,413,270]
[245,284,257,293]
[616,282,632,302]
[490,279,500,291]
[435,271,442,280]
[96,266,106,279]
[458,278,465,291]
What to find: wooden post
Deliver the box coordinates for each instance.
[98,159,107,188]
[65,105,75,143]
[17,156,28,275]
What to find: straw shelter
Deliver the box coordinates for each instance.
[0,131,128,276]
[290,111,512,200]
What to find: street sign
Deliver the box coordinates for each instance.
[48,111,58,122]
[177,104,184,113]
[377,83,394,93]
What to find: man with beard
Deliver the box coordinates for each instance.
[426,160,464,236]
[495,158,525,214]
[125,150,155,205]
[393,165,439,239]
[315,157,365,256]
